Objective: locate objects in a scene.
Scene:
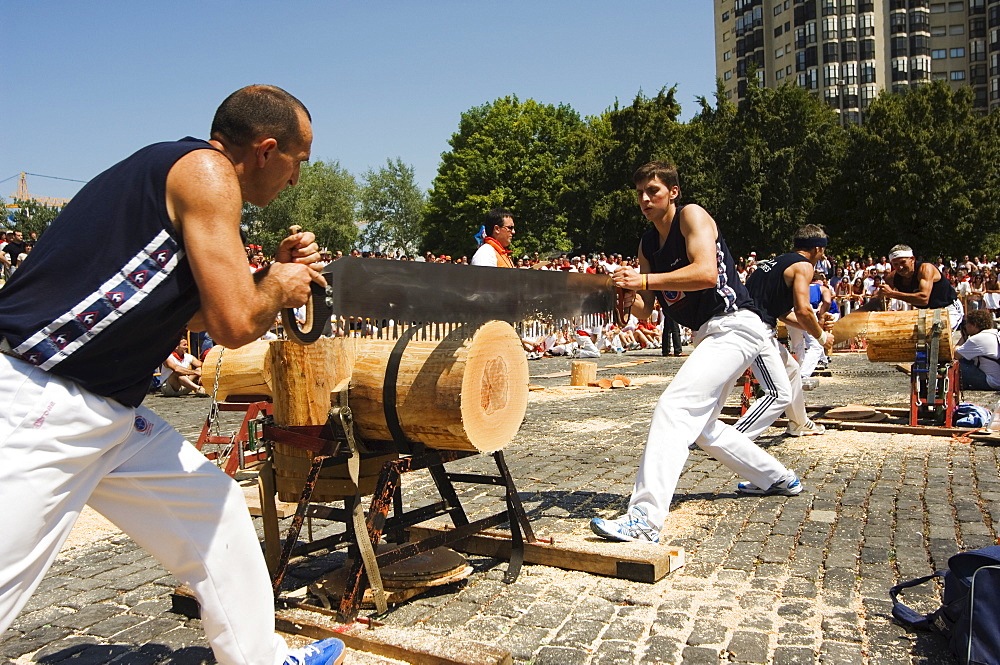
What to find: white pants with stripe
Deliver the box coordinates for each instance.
[734,329,809,440]
[629,310,793,531]
[0,355,289,665]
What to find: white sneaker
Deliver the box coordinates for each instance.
[590,506,659,543]
[737,472,803,496]
[786,420,826,437]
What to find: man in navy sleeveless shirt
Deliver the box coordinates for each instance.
[879,243,964,330]
[734,225,833,441]
[591,161,803,544]
[0,86,345,665]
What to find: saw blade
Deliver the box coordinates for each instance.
[322,257,615,324]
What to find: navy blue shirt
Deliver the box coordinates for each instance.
[0,138,219,406]
[640,204,760,331]
[745,253,812,328]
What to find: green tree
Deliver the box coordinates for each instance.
[359,158,425,256]
[833,82,1000,259]
[6,199,63,238]
[423,95,587,258]
[568,87,690,255]
[709,76,847,256]
[243,160,359,255]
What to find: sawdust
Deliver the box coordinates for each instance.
[781,428,953,457]
[527,374,669,403]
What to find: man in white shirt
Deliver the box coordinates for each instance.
[471,208,515,268]
[160,337,206,396]
[956,309,1000,390]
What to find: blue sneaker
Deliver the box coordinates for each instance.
[284,638,347,665]
[590,506,659,543]
[736,472,803,496]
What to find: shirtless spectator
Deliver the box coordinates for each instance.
[160,337,207,396]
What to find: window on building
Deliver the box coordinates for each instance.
[911,55,931,79]
[723,11,731,20]
[807,21,817,42]
[910,10,931,32]
[948,1,963,9]
[950,70,966,79]
[991,52,999,76]
[860,14,875,36]
[775,24,784,36]
[931,25,947,35]
[725,70,734,80]
[969,18,985,38]
[949,24,965,34]
[860,61,876,82]
[892,57,909,81]
[861,38,876,59]
[930,2,946,11]
[824,42,841,62]
[842,60,858,83]
[970,63,986,83]
[822,0,837,15]
[890,12,908,33]
[911,34,931,54]
[932,71,949,80]
[775,4,783,15]
[724,50,733,60]
[777,46,786,57]
[824,63,840,85]
[841,0,856,13]
[823,16,838,39]
[932,48,947,58]
[840,14,856,37]
[892,36,908,56]
[969,0,984,13]
[776,68,785,80]
[949,47,965,57]
[842,39,859,60]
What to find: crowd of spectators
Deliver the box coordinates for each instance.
[0,229,36,280]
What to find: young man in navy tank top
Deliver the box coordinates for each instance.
[591,161,803,544]
[734,225,834,440]
[0,86,345,665]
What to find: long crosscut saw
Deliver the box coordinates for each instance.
[281,257,620,344]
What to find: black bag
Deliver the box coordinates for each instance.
[890,546,1000,665]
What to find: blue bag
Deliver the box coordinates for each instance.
[954,403,993,429]
[890,546,1000,665]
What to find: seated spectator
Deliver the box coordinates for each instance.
[573,329,601,358]
[160,337,207,396]
[956,309,1000,390]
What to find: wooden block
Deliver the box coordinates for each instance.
[612,374,631,386]
[569,360,597,386]
[611,379,626,389]
[275,607,512,665]
[407,526,683,583]
[596,378,614,389]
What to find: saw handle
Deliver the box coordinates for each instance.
[280,225,331,345]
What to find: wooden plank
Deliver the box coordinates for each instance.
[407,526,684,583]
[275,607,512,665]
[241,482,297,518]
[718,414,970,437]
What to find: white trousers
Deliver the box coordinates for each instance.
[788,327,824,379]
[0,355,288,665]
[734,331,808,440]
[629,310,792,530]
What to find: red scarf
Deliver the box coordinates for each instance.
[484,237,514,268]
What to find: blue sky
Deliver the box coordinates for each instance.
[3,1,717,202]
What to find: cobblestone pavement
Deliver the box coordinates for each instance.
[4,349,998,664]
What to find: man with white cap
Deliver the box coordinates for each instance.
[879,244,964,329]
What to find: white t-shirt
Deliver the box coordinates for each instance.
[471,243,499,267]
[160,352,196,384]
[956,329,1000,389]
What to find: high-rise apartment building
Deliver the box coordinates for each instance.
[714,0,999,122]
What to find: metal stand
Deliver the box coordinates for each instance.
[909,309,960,427]
[259,391,535,622]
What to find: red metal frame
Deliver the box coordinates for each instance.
[195,396,272,476]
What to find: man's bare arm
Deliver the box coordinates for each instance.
[166,150,323,348]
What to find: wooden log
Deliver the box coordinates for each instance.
[201,340,273,401]
[569,360,597,386]
[865,309,954,362]
[267,337,391,502]
[349,321,529,453]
